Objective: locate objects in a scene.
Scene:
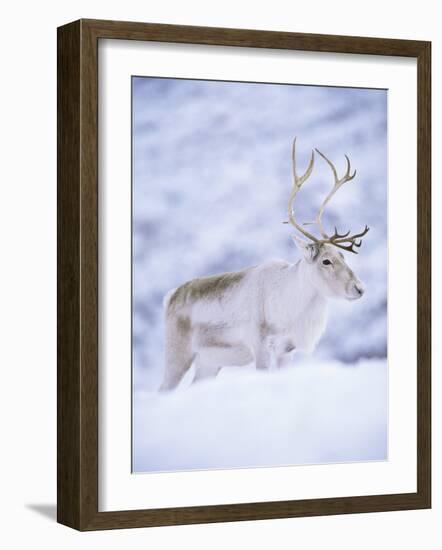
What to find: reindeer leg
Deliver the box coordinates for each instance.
[277,352,294,369]
[159,357,194,391]
[192,347,223,384]
[159,315,194,392]
[193,365,222,383]
[277,341,296,369]
[254,341,272,370]
[193,342,253,383]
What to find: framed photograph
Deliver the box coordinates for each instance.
[57,19,431,530]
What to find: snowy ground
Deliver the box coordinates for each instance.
[133,358,387,473]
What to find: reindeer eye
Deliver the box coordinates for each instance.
[322,259,332,266]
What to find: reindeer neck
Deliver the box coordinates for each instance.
[274,259,328,352]
[280,259,328,318]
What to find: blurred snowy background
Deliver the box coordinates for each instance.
[132,76,388,473]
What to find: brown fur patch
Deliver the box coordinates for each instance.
[168,270,246,310]
[201,337,234,349]
[259,321,275,338]
[176,315,191,335]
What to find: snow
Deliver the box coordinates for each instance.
[131,77,388,472]
[133,358,387,472]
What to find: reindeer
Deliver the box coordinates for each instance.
[159,138,369,391]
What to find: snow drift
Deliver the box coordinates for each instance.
[133,358,387,473]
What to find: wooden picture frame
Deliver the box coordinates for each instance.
[57,18,431,531]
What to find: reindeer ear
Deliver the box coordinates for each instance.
[291,235,320,263]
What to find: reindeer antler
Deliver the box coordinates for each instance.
[286,138,369,254]
[286,138,318,243]
[313,147,369,253]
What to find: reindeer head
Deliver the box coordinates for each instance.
[286,138,368,301]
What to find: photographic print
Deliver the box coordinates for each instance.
[132,76,388,473]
